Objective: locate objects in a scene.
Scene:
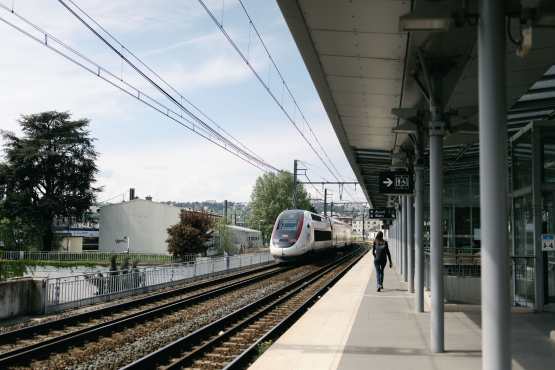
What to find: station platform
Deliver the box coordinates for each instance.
[250,251,555,370]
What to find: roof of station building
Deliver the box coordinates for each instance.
[276,0,555,207]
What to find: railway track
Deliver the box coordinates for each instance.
[225,247,367,370]
[0,247,362,370]
[0,262,290,367]
[120,245,366,370]
[0,263,280,341]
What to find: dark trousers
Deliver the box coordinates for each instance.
[374,258,386,286]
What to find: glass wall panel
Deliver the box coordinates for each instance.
[542,138,555,182]
[453,174,470,198]
[471,173,480,199]
[455,237,472,253]
[514,193,534,256]
[443,206,454,252]
[455,205,471,235]
[542,193,555,304]
[443,175,454,198]
[513,193,535,304]
[513,134,533,190]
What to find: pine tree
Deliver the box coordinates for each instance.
[0,111,102,251]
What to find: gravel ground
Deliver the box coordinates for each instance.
[69,281,288,370]
[0,263,277,337]
[13,265,316,370]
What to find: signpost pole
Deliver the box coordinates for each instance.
[402,196,408,282]
[397,217,400,270]
[415,165,424,312]
[408,194,414,293]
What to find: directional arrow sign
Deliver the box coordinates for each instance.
[378,171,414,195]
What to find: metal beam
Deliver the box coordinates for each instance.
[510,97,555,111]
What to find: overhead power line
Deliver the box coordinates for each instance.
[61,0,268,168]
[197,2,348,179]
[0,4,275,173]
[197,1,365,204]
[58,0,274,172]
[299,160,365,203]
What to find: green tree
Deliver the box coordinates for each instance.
[248,171,312,245]
[212,216,236,255]
[0,111,102,251]
[0,201,43,251]
[166,208,215,258]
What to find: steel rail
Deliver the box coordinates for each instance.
[0,265,293,367]
[0,263,277,346]
[224,247,368,369]
[121,246,363,370]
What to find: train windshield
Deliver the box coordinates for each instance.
[277,219,300,230]
[273,211,304,246]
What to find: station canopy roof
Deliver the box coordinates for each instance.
[276,0,555,208]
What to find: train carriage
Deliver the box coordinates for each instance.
[270,209,352,262]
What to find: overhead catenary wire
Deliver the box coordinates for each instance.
[299,160,367,204]
[57,0,275,172]
[61,0,268,168]
[197,0,363,204]
[0,7,273,173]
[196,1,346,178]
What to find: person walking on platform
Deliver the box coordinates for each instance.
[372,231,392,292]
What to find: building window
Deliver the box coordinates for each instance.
[82,237,99,251]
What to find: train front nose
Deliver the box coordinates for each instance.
[270,213,304,261]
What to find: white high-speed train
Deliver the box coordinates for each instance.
[269,209,352,262]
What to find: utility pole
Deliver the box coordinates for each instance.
[224,200,228,223]
[293,159,298,209]
[330,201,334,218]
[324,188,327,216]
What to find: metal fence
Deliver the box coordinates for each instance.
[44,251,274,313]
[423,252,535,308]
[0,251,196,263]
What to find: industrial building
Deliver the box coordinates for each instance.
[99,199,181,254]
[98,199,262,254]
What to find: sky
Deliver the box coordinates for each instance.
[0,0,367,205]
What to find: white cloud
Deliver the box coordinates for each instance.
[0,0,366,206]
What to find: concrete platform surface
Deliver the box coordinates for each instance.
[251,252,555,370]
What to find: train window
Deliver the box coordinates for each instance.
[278,219,299,230]
[311,215,322,222]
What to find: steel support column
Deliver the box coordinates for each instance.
[408,194,414,293]
[479,0,510,367]
[428,62,444,353]
[415,166,424,311]
[429,128,444,352]
[532,128,544,311]
[402,196,408,282]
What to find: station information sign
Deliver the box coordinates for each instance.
[382,220,393,226]
[368,208,396,219]
[378,171,414,195]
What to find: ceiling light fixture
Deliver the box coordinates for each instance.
[398,6,452,32]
